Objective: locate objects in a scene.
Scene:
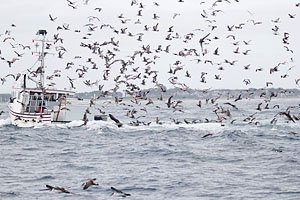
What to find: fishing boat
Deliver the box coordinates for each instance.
[8,30,75,127]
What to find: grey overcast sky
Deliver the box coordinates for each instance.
[0,0,299,93]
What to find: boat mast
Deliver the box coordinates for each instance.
[35,30,48,88]
[40,32,46,88]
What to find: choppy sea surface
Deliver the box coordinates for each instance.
[0,97,300,200]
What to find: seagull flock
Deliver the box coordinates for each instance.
[0,0,300,126]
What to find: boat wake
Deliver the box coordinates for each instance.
[3,115,299,138]
[55,119,227,133]
[0,118,11,127]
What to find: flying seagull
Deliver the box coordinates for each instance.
[83,178,98,190]
[199,33,210,53]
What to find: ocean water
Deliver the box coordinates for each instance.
[0,97,300,200]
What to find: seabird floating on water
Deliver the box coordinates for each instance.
[110,186,131,197]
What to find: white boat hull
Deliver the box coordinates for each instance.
[8,95,73,127]
[9,106,52,127]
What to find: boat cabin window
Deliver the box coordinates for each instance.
[26,92,49,113]
[24,91,70,113]
[49,94,57,101]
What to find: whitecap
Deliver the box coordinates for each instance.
[0,117,11,126]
